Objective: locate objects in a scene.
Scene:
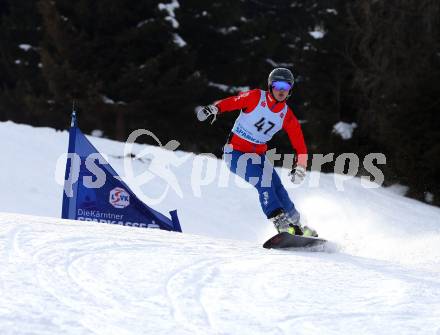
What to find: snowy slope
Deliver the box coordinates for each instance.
[1,121,440,334]
[1,213,439,335]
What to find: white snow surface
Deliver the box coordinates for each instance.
[100,95,126,105]
[18,44,33,52]
[326,9,338,15]
[265,58,294,68]
[1,121,440,335]
[217,26,238,35]
[158,0,180,29]
[333,121,358,140]
[309,27,325,39]
[173,33,187,48]
[208,82,250,94]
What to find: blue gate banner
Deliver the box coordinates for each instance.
[61,111,182,232]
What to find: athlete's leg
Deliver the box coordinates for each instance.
[266,161,317,236]
[225,149,283,218]
[269,166,299,216]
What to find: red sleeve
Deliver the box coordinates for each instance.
[214,89,261,114]
[282,108,308,167]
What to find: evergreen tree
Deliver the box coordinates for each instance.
[0,0,47,125]
[347,0,440,202]
[38,0,204,139]
[0,0,438,204]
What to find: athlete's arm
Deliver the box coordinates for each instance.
[282,108,308,167]
[214,89,261,114]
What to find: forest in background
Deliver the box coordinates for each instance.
[0,0,439,205]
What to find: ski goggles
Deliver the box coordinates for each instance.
[271,81,293,91]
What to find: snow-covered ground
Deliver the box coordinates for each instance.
[1,121,440,334]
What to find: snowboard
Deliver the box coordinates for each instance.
[263,232,327,249]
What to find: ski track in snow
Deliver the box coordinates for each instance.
[1,122,440,334]
[1,213,440,335]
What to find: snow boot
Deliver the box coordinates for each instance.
[269,210,303,235]
[302,226,318,237]
[286,210,319,237]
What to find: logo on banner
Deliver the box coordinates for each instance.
[109,187,130,208]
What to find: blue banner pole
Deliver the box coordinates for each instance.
[61,110,78,219]
[169,210,182,233]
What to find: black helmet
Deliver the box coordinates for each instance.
[268,68,294,86]
[268,68,294,100]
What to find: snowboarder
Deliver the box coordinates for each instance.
[197,68,317,237]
